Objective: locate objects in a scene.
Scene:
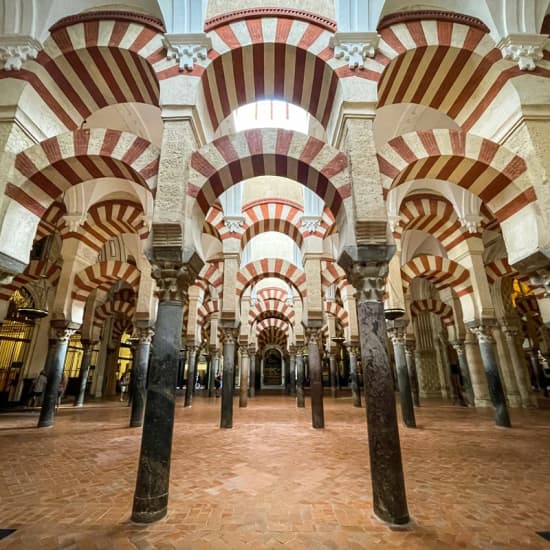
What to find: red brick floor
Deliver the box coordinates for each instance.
[1,394,549,549]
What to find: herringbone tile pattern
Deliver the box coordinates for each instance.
[1,395,549,549]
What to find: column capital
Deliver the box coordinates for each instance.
[348,345,360,357]
[451,340,465,355]
[240,347,249,359]
[221,327,239,344]
[304,326,322,343]
[388,327,406,345]
[501,324,520,338]
[52,327,76,342]
[338,245,395,304]
[469,323,496,345]
[248,346,256,356]
[151,261,199,302]
[137,327,155,344]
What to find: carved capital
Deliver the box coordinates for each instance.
[137,327,155,344]
[348,345,360,357]
[0,35,42,71]
[529,269,550,297]
[451,340,465,355]
[151,261,198,302]
[498,33,548,71]
[163,32,212,71]
[458,214,482,234]
[221,327,239,344]
[52,327,76,342]
[301,215,322,234]
[304,326,321,344]
[329,31,379,70]
[469,324,496,345]
[389,327,406,346]
[63,213,86,232]
[223,216,245,233]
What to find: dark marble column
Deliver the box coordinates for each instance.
[502,326,534,407]
[471,324,511,427]
[239,347,249,408]
[184,346,198,408]
[306,325,324,428]
[74,340,95,407]
[451,340,474,406]
[527,349,547,395]
[289,348,297,396]
[177,348,186,389]
[348,344,362,407]
[38,326,76,428]
[296,348,305,408]
[220,326,238,428]
[339,245,409,525]
[390,329,416,428]
[404,339,420,407]
[132,261,199,523]
[208,349,218,397]
[129,328,154,428]
[328,352,337,398]
[248,349,256,398]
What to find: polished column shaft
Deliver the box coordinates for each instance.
[248,350,256,397]
[289,351,297,396]
[130,329,153,428]
[328,352,337,398]
[348,346,361,407]
[296,349,305,408]
[220,328,238,428]
[451,341,474,406]
[74,340,94,407]
[307,327,324,428]
[404,341,420,407]
[184,347,198,407]
[502,327,535,407]
[391,331,416,428]
[239,348,249,408]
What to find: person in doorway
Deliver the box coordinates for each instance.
[57,375,67,408]
[120,370,129,402]
[29,370,47,407]
[214,373,222,397]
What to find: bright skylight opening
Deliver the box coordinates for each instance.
[234,100,310,133]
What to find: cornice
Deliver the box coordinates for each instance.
[377,10,489,34]
[49,11,166,34]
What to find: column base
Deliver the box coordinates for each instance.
[37,420,54,428]
[474,398,492,408]
[132,495,168,524]
[373,510,412,528]
[129,420,143,428]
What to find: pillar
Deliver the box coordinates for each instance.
[248,349,256,397]
[74,340,94,407]
[348,344,361,407]
[129,328,154,428]
[390,329,416,428]
[470,324,512,427]
[208,348,218,398]
[502,326,536,407]
[38,326,75,428]
[289,348,297,396]
[404,340,420,407]
[239,347,249,408]
[132,262,197,523]
[296,348,305,408]
[328,352,337,398]
[220,327,238,428]
[493,326,522,407]
[451,341,475,406]
[177,347,186,389]
[306,326,324,428]
[184,346,198,408]
[340,245,409,525]
[464,330,491,406]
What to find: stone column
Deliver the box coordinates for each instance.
[220,326,238,428]
[129,328,154,428]
[464,330,491,406]
[527,349,547,395]
[248,349,256,397]
[340,245,409,525]
[348,344,361,407]
[239,347,249,408]
[177,348,186,389]
[289,348,297,396]
[451,341,475,406]
[74,340,95,407]
[502,326,536,407]
[208,348,217,398]
[296,348,305,408]
[38,326,76,428]
[404,340,420,407]
[306,326,324,428]
[328,352,337,398]
[132,261,198,523]
[470,324,511,427]
[390,328,416,428]
[493,326,522,407]
[184,346,198,408]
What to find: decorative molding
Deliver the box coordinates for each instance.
[62,213,86,233]
[377,10,489,33]
[301,215,321,234]
[329,31,379,70]
[163,33,212,72]
[204,8,337,33]
[223,216,245,233]
[0,35,42,71]
[458,214,483,234]
[498,33,548,71]
[529,269,550,297]
[49,11,166,33]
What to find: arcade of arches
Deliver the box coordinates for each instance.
[1,0,550,543]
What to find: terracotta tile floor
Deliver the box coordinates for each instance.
[1,394,550,549]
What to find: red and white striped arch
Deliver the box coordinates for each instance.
[257,287,289,303]
[112,318,133,340]
[485,258,517,285]
[196,261,224,298]
[401,255,473,297]
[197,299,220,326]
[396,195,469,252]
[35,202,66,241]
[7,129,159,220]
[188,128,351,226]
[61,200,149,252]
[410,298,454,326]
[93,299,135,332]
[249,298,295,326]
[324,301,349,328]
[257,325,288,349]
[0,260,61,302]
[320,259,349,295]
[378,129,532,222]
[200,13,347,131]
[72,260,140,302]
[236,259,307,299]
[373,16,521,131]
[1,12,166,130]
